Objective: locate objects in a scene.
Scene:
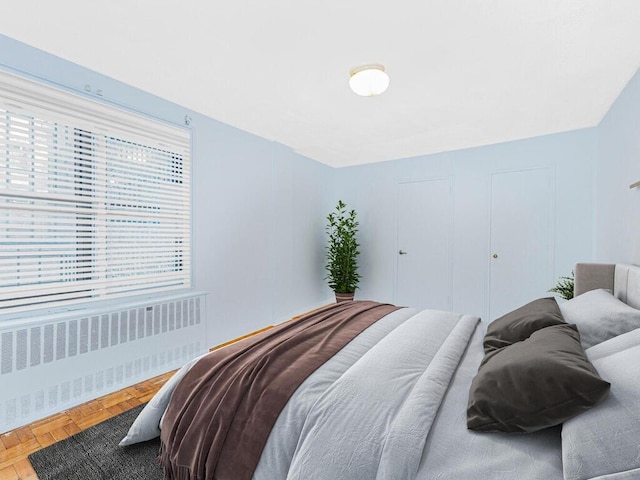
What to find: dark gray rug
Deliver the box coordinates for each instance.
[29,404,162,480]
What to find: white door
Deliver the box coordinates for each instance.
[489,168,554,320]
[396,179,453,310]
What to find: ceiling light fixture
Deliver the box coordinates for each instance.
[349,64,389,97]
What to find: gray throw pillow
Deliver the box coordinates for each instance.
[559,288,640,348]
[483,297,565,353]
[467,323,610,433]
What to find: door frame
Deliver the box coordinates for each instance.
[394,176,455,310]
[486,166,556,321]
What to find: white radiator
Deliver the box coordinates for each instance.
[0,292,207,433]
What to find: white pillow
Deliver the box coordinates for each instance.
[119,352,208,446]
[586,327,640,361]
[562,332,640,479]
[559,288,640,348]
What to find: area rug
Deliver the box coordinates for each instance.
[29,404,162,480]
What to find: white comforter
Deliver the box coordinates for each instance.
[124,307,565,479]
[259,308,477,480]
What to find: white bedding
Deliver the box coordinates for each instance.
[124,306,566,479]
[279,309,477,480]
[419,322,563,480]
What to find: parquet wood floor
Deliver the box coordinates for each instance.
[0,370,175,479]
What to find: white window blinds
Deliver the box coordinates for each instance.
[0,70,191,315]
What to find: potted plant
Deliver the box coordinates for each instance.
[325,200,361,302]
[548,271,574,300]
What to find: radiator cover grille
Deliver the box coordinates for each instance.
[0,293,206,433]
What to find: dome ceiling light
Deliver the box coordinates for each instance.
[349,64,390,97]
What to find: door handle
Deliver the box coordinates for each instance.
[399,250,408,255]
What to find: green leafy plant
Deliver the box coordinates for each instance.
[325,200,361,294]
[548,271,575,300]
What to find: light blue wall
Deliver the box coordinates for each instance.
[6,31,636,431]
[0,34,335,347]
[191,117,335,343]
[596,66,640,264]
[3,30,633,337]
[336,129,597,319]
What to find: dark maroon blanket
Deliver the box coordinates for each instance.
[159,300,400,480]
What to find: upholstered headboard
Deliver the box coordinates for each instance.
[574,263,640,309]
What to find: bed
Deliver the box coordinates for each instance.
[120,263,640,480]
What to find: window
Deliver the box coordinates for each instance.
[0,70,191,315]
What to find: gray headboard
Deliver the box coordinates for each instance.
[574,263,640,309]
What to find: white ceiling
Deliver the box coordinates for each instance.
[1,1,640,168]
